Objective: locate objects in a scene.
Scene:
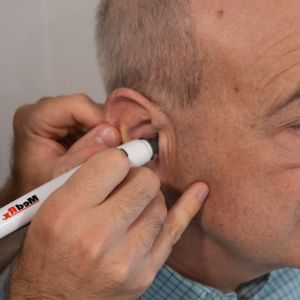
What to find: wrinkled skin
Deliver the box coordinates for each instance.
[161,0,300,291]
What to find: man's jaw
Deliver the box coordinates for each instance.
[166,222,274,292]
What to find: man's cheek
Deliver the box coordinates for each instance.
[200,164,295,255]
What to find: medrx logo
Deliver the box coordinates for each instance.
[2,195,40,221]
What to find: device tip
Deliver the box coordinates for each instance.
[146,136,159,157]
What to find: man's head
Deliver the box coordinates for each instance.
[96,0,300,282]
[96,0,202,108]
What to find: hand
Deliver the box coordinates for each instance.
[9,149,209,299]
[1,94,120,205]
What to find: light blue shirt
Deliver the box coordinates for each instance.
[141,265,300,299]
[1,263,300,299]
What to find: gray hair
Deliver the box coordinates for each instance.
[96,0,202,108]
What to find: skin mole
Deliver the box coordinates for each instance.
[234,86,240,93]
[216,10,224,18]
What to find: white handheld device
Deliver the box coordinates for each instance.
[0,138,158,239]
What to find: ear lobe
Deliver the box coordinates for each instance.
[104,89,157,142]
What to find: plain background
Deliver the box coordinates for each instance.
[0,0,106,186]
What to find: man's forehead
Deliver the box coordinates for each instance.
[191,0,300,54]
[191,0,300,114]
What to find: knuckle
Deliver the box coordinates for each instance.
[112,263,131,285]
[161,206,168,223]
[148,216,164,239]
[34,215,54,235]
[75,236,101,263]
[110,200,134,225]
[136,214,165,250]
[136,231,155,250]
[115,168,161,210]
[135,271,157,294]
[150,198,167,226]
[165,221,184,245]
[37,96,52,103]
[142,271,157,290]
[154,193,168,221]
[152,213,165,230]
[13,105,26,119]
[71,93,91,104]
[13,105,31,130]
[32,208,63,241]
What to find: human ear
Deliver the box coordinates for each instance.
[104,87,179,184]
[104,88,161,143]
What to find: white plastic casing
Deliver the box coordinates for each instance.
[118,139,154,167]
[0,166,80,239]
[0,139,154,239]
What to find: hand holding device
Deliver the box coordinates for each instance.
[1,94,119,207]
[9,145,208,299]
[0,138,158,239]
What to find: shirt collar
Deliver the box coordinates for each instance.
[141,264,270,300]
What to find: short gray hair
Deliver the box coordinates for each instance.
[96,0,202,108]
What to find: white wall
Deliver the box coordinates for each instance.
[47,0,106,99]
[0,0,105,186]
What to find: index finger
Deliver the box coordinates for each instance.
[148,183,209,271]
[18,94,104,139]
[56,148,130,208]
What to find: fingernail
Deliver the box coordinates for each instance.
[95,127,117,146]
[197,185,209,202]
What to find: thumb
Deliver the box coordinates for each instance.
[51,125,121,178]
[52,144,106,178]
[67,124,121,155]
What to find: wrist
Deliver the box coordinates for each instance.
[10,274,64,300]
[10,283,63,300]
[9,257,71,300]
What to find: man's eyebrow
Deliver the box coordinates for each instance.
[267,89,300,117]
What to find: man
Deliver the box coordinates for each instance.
[2,0,300,298]
[0,95,207,299]
[96,0,300,299]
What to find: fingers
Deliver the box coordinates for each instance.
[51,144,106,178]
[50,124,122,177]
[14,94,105,139]
[100,168,161,229]
[149,182,209,272]
[67,124,121,155]
[127,192,167,255]
[57,148,130,208]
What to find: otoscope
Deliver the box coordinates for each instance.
[0,137,158,239]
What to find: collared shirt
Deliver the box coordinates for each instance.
[141,265,300,300]
[1,263,300,299]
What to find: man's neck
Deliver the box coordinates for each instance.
[166,222,271,292]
